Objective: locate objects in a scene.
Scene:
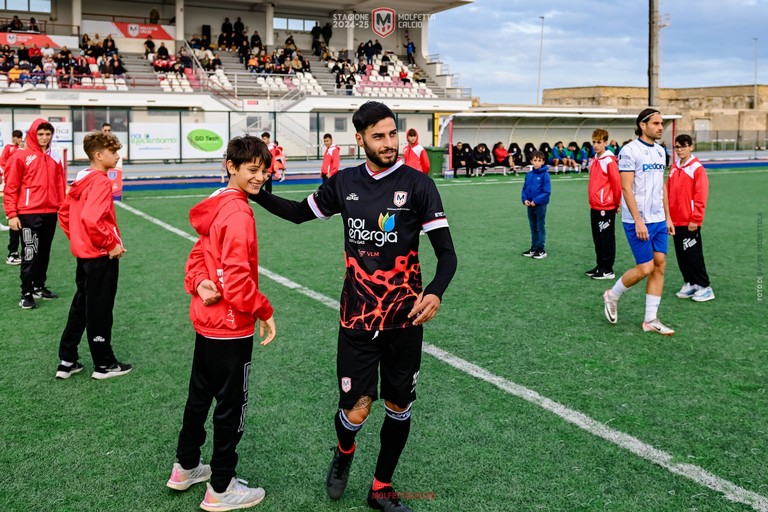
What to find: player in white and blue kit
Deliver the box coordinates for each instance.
[603,108,676,335]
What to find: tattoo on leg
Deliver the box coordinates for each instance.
[352,395,372,411]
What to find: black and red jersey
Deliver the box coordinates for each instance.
[307,161,449,331]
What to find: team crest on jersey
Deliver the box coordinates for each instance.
[393,191,407,207]
[341,377,352,393]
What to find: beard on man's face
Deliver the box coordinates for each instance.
[364,144,399,169]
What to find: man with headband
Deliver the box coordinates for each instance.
[602,108,676,335]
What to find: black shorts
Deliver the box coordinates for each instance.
[336,325,423,409]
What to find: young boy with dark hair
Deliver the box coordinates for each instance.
[56,132,132,380]
[321,133,340,182]
[3,119,66,309]
[521,150,551,259]
[668,134,713,302]
[585,128,622,280]
[1,129,24,258]
[168,135,277,512]
[402,128,430,174]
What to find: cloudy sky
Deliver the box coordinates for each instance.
[429,0,767,105]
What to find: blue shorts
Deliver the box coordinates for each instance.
[623,221,668,264]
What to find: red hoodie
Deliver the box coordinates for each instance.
[3,118,66,218]
[402,131,430,174]
[322,143,340,177]
[667,155,708,226]
[59,169,122,258]
[185,188,273,339]
[587,151,622,210]
[0,142,21,169]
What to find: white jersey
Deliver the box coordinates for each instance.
[618,138,667,224]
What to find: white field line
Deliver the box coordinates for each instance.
[115,200,768,512]
[131,167,768,200]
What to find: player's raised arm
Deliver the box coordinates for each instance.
[249,189,316,224]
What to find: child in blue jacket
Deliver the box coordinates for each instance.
[521,150,552,259]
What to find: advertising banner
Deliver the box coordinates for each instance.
[182,125,227,159]
[129,123,180,160]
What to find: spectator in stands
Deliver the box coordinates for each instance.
[247,54,259,73]
[104,37,118,57]
[290,55,303,73]
[250,31,262,52]
[211,53,223,70]
[221,17,233,40]
[200,34,210,51]
[157,42,169,59]
[234,17,244,34]
[237,40,250,64]
[338,48,348,62]
[28,17,39,32]
[28,44,41,66]
[372,40,383,55]
[144,36,156,58]
[321,22,332,45]
[189,34,201,49]
[399,69,410,84]
[9,16,24,32]
[108,55,126,78]
[402,128,430,175]
[178,48,192,71]
[404,39,416,65]
[311,22,322,55]
[344,75,355,95]
[607,139,620,155]
[42,56,56,75]
[412,70,426,84]
[149,8,160,24]
[80,34,91,50]
[41,43,55,60]
[284,34,296,53]
[8,63,21,82]
[378,62,388,77]
[356,42,365,61]
[17,43,29,62]
[0,56,10,74]
[302,57,311,73]
[233,30,247,52]
[364,41,375,65]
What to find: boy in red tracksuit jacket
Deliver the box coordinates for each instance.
[321,133,340,182]
[667,134,713,302]
[585,128,622,280]
[168,135,276,512]
[3,118,66,309]
[402,128,430,174]
[56,132,131,380]
[1,129,24,257]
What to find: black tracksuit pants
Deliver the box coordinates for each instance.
[58,256,120,367]
[673,226,710,287]
[590,208,617,272]
[18,212,57,296]
[176,334,254,493]
[7,227,20,255]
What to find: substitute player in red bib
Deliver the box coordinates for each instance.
[250,101,457,512]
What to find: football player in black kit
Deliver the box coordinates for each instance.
[249,101,457,511]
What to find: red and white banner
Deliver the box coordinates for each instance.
[81,21,175,41]
[0,33,78,49]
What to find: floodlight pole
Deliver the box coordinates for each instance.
[536,16,544,105]
[648,0,659,106]
[754,37,759,110]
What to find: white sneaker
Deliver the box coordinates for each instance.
[166,461,212,491]
[691,286,715,302]
[642,318,675,336]
[200,478,265,511]
[0,223,9,232]
[603,290,618,324]
[675,283,698,299]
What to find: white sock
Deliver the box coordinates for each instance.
[611,278,629,298]
[645,294,661,323]
[60,360,74,367]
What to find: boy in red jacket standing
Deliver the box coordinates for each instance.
[56,132,131,380]
[668,134,713,302]
[1,130,24,259]
[402,128,430,174]
[168,136,276,512]
[585,128,622,280]
[321,133,340,182]
[3,119,66,309]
